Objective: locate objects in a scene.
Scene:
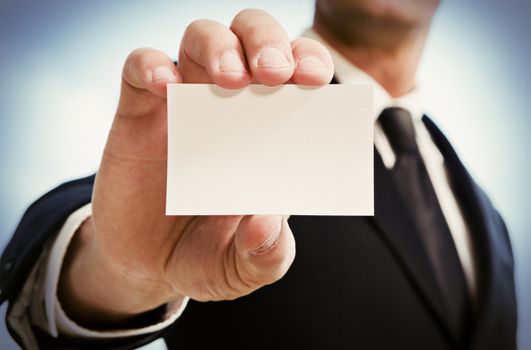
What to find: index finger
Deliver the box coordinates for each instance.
[230,9,295,86]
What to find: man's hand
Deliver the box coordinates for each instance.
[59,9,333,327]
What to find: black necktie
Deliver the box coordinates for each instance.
[378,107,471,338]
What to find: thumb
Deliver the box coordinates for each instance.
[234,215,296,288]
[117,48,182,119]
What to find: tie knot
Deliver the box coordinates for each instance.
[379,107,417,154]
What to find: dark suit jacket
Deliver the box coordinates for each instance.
[0,116,517,350]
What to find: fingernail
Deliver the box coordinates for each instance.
[219,50,247,72]
[297,56,326,70]
[152,66,177,83]
[257,47,290,69]
[250,218,282,255]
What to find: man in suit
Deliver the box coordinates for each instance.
[0,1,517,349]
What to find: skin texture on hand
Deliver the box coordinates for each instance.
[58,8,334,328]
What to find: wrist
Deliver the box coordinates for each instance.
[58,216,184,329]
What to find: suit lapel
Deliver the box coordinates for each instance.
[370,150,459,342]
[422,116,513,348]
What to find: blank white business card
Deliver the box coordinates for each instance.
[166,84,373,215]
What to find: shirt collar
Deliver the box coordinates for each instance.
[302,28,425,123]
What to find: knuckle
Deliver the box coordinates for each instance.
[124,48,150,68]
[122,48,155,81]
[184,19,202,33]
[184,19,216,37]
[232,8,262,23]
[182,20,232,63]
[231,8,274,35]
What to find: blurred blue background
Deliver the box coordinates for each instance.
[0,0,530,349]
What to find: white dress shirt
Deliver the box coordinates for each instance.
[12,28,477,342]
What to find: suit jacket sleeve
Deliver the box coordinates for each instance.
[0,175,172,350]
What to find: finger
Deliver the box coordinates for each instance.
[118,48,181,118]
[179,19,251,88]
[234,215,296,288]
[230,9,295,86]
[290,37,334,85]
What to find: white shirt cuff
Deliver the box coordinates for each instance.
[44,203,189,338]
